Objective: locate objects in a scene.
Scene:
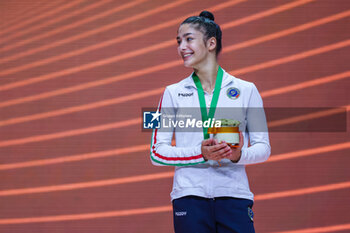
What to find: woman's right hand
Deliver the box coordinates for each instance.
[201,138,232,161]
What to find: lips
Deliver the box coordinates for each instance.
[182,52,193,60]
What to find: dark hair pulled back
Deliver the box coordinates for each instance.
[181,11,222,55]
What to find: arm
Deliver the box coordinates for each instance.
[237,84,271,165]
[150,87,206,166]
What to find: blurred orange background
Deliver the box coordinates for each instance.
[0,0,349,232]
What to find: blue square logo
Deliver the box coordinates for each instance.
[143,110,161,129]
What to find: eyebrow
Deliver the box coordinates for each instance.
[176,32,193,40]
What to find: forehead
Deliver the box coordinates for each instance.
[177,24,202,37]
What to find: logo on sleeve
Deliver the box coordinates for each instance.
[227,87,240,100]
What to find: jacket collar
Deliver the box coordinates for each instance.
[183,68,234,90]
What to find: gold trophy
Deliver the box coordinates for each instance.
[207,119,240,148]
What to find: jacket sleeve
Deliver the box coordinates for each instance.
[150,87,206,166]
[237,84,271,165]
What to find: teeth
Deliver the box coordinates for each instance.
[184,54,192,57]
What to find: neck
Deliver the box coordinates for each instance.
[194,62,219,94]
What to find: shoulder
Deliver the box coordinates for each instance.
[224,70,257,92]
[224,71,264,106]
[164,73,194,95]
[227,70,255,86]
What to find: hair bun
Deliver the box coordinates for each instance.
[199,11,214,21]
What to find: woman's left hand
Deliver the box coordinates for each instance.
[224,132,244,163]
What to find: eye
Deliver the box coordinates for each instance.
[177,39,181,45]
[186,37,193,42]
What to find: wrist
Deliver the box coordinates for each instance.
[202,154,208,161]
[231,149,242,163]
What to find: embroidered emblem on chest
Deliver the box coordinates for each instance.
[226,87,240,100]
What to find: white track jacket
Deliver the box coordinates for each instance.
[150,69,271,201]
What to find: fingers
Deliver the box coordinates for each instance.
[209,142,227,152]
[202,136,243,161]
[202,138,215,146]
[208,143,232,160]
[213,148,232,160]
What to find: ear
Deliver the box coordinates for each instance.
[207,37,217,52]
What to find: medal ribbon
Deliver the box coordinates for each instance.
[192,66,223,139]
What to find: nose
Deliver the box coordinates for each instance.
[178,40,187,51]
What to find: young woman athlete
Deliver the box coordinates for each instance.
[150,11,271,233]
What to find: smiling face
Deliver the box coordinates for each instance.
[177,24,215,68]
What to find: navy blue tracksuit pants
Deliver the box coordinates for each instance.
[172,196,255,233]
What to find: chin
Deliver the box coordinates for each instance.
[183,63,193,68]
[183,60,196,68]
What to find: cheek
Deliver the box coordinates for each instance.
[193,41,205,51]
[177,47,181,56]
